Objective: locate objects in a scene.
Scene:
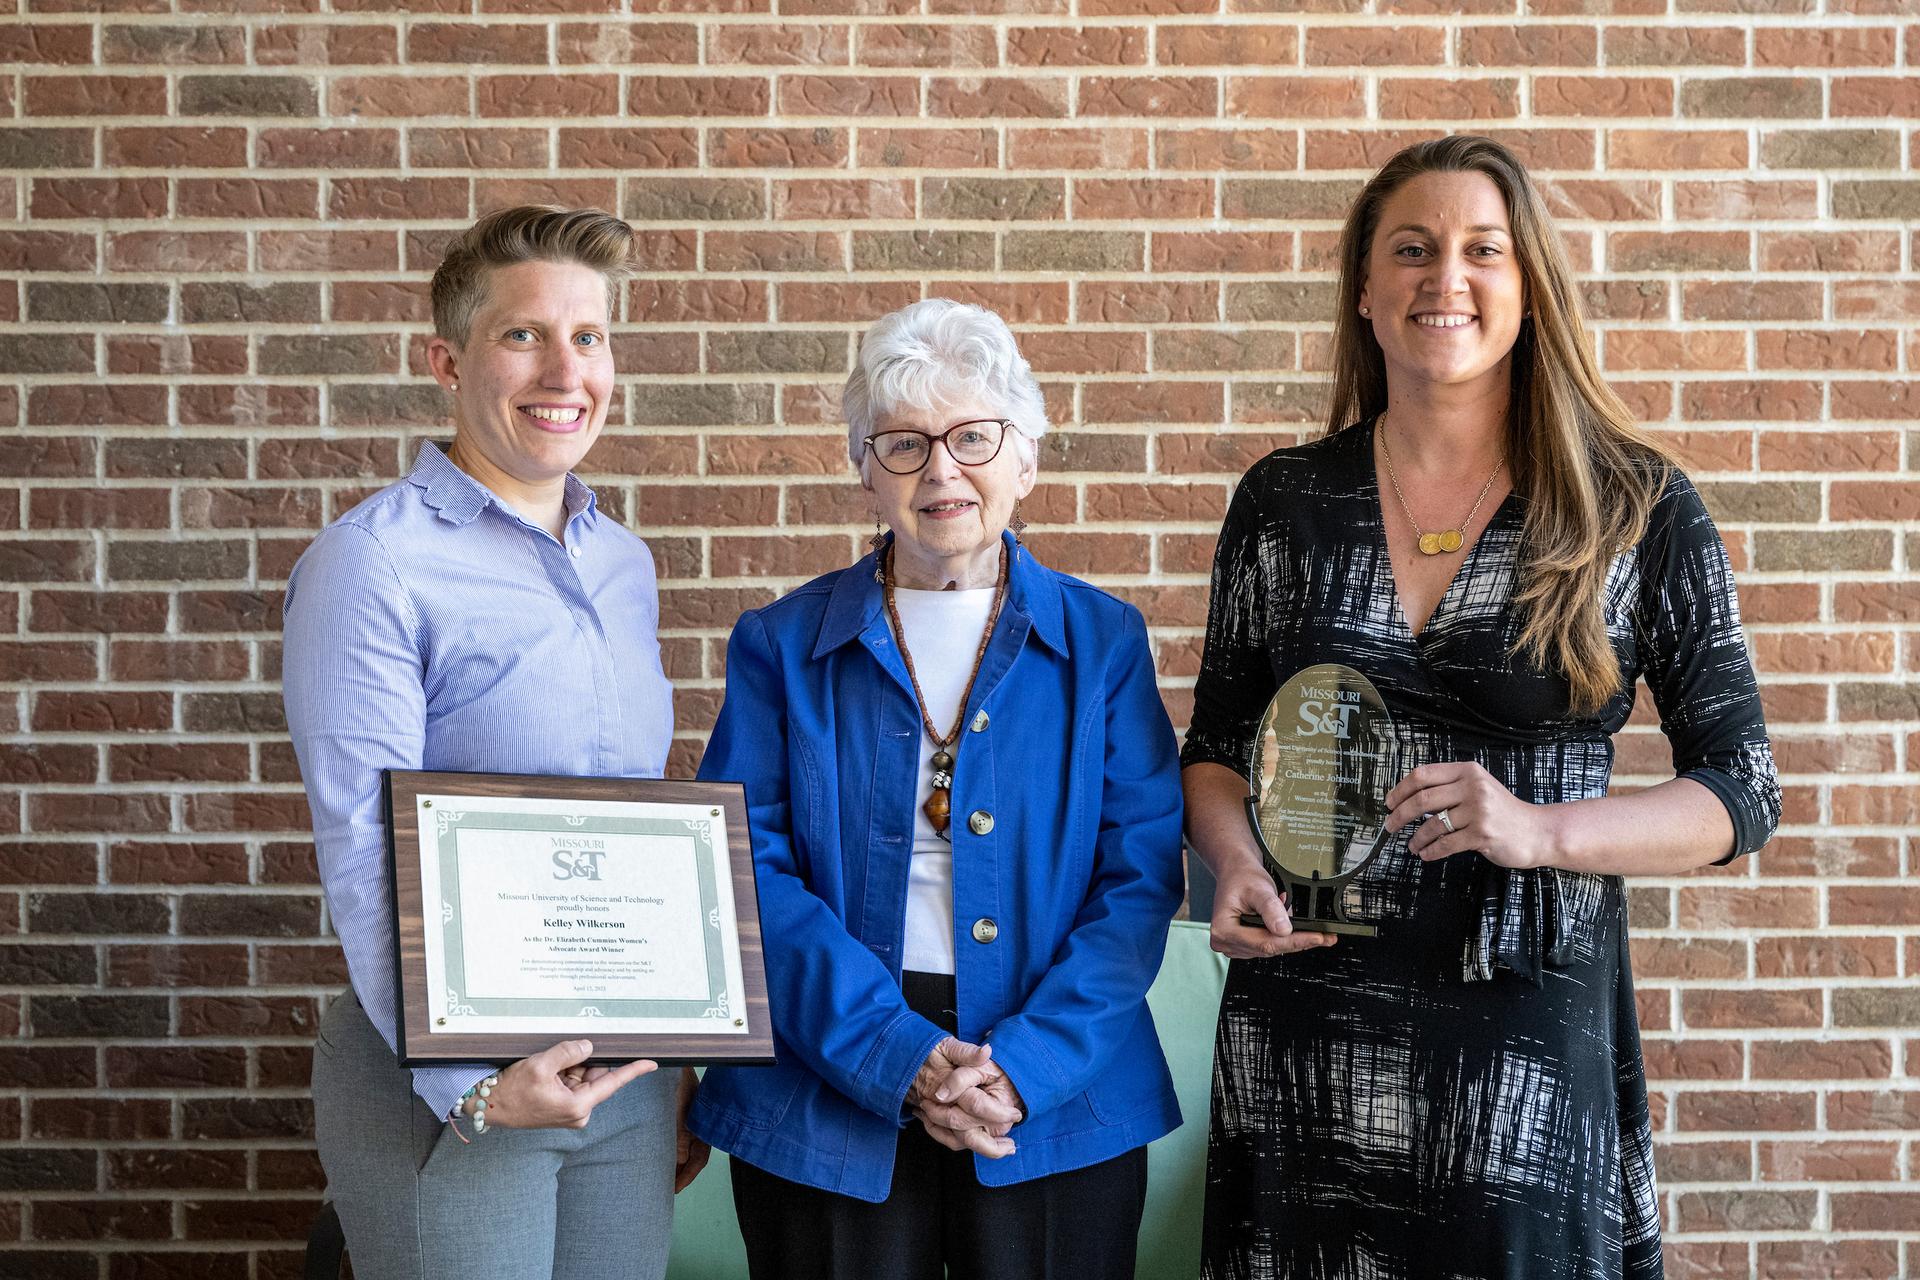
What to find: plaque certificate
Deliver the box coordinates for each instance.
[384,770,774,1066]
[1238,663,1398,937]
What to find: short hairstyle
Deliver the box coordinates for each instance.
[430,205,636,346]
[843,299,1049,479]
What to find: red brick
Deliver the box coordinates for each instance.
[1682,988,1823,1031]
[776,281,919,323]
[930,281,1070,325]
[927,76,1066,118]
[860,126,998,169]
[708,23,849,65]
[1676,1090,1818,1132]
[1830,1192,1920,1231]
[1299,27,1439,66]
[1752,1039,1894,1080]
[330,74,470,117]
[1675,178,1818,219]
[26,74,168,116]
[1009,126,1148,169]
[1378,77,1519,120]
[1006,25,1147,65]
[1227,76,1365,119]
[780,74,917,116]
[406,21,547,63]
[856,23,995,67]
[255,22,396,64]
[477,74,620,117]
[1606,26,1744,66]
[178,178,319,220]
[1754,1240,1903,1279]
[630,74,770,116]
[776,178,913,220]
[1755,27,1896,66]
[107,126,248,167]
[1073,177,1212,220]
[1080,74,1217,117]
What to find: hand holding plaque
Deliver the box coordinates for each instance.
[384,770,774,1067]
[1237,663,1397,938]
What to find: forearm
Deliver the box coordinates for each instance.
[1181,762,1265,880]
[1544,776,1734,877]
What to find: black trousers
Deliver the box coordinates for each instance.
[730,972,1149,1280]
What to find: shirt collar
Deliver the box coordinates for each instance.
[407,441,599,532]
[813,530,1068,660]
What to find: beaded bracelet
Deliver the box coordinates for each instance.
[449,1074,502,1143]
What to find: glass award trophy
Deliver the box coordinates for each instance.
[1237,663,1397,938]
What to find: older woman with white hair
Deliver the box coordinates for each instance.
[688,298,1186,1279]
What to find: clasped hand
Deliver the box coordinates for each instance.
[907,1036,1025,1159]
[1385,761,1558,869]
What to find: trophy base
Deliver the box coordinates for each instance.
[1237,911,1378,938]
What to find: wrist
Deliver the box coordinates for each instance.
[1538,802,1577,871]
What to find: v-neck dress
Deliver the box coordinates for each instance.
[1181,421,1780,1280]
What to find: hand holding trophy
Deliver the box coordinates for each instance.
[1238,663,1398,937]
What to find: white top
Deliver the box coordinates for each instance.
[890,585,998,976]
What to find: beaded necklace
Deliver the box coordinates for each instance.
[880,544,1009,839]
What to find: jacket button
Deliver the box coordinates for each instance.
[971,918,998,944]
[970,710,989,733]
[967,810,993,835]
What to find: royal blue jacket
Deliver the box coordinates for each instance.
[689,533,1185,1200]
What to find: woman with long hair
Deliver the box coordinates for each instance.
[1182,136,1780,1278]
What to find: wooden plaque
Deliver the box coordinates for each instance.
[385,769,773,1066]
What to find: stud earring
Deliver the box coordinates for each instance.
[1359,307,1370,317]
[449,381,458,391]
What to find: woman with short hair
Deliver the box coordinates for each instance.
[283,205,704,1280]
[1183,138,1781,1279]
[689,298,1186,1280]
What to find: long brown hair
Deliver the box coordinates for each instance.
[1326,135,1674,714]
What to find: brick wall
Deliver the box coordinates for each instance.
[1,3,1916,1276]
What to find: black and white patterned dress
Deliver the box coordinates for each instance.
[1182,421,1780,1280]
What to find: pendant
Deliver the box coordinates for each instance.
[1439,529,1463,553]
[1418,530,1463,556]
[925,748,954,836]
[1417,532,1443,555]
[923,786,951,836]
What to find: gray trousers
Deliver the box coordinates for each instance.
[312,990,675,1280]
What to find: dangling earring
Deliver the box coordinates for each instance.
[870,520,887,584]
[1009,501,1027,544]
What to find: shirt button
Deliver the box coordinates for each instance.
[971,918,998,944]
[569,545,581,559]
[970,710,989,733]
[967,810,993,836]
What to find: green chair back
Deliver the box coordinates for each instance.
[1135,919,1228,1280]
[666,919,1228,1279]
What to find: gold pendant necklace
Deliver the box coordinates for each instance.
[1379,417,1505,557]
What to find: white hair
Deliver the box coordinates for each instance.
[844,298,1049,481]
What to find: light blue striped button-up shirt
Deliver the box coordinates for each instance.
[282,442,674,1118]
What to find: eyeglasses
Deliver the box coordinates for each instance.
[863,419,1011,476]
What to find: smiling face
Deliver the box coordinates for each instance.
[1358,170,1528,400]
[427,259,615,491]
[864,395,1038,589]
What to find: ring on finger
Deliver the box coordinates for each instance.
[1436,808,1455,834]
